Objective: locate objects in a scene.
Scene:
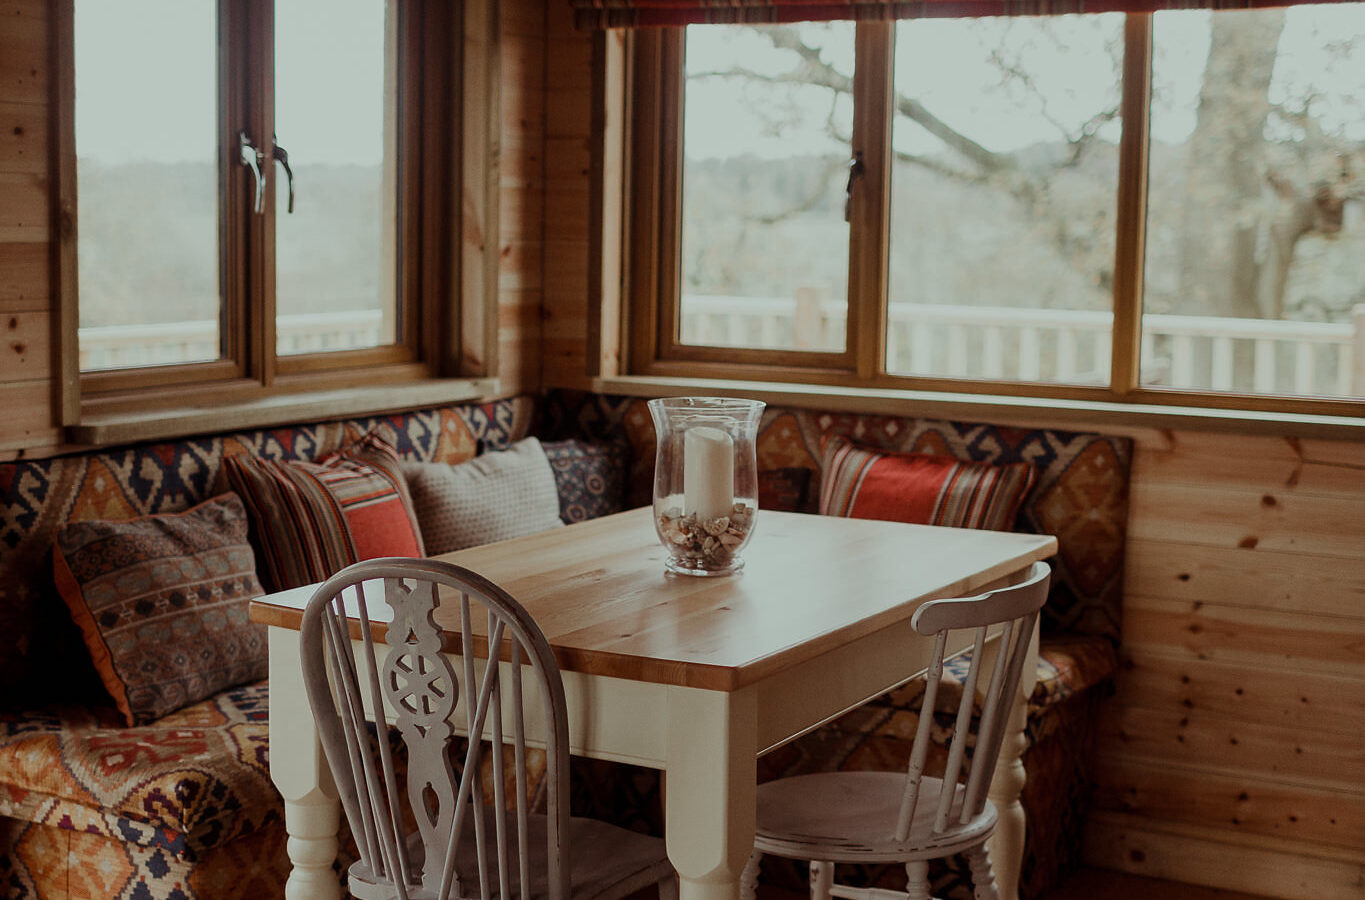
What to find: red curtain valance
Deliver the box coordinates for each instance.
[572,0,1346,28]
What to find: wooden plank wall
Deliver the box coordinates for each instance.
[530,13,1365,898]
[1086,428,1365,898]
[0,0,64,456]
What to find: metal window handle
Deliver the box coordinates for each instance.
[844,152,865,223]
[239,132,266,214]
[272,138,295,214]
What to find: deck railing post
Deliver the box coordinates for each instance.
[1352,304,1365,396]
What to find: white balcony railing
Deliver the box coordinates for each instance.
[679,294,1365,398]
[79,299,1365,398]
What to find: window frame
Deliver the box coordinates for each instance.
[622,14,1365,419]
[54,0,476,425]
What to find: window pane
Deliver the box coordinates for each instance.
[1143,5,1365,399]
[75,0,220,372]
[678,23,853,353]
[274,0,397,356]
[885,16,1123,385]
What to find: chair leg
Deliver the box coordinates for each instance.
[741,851,761,900]
[660,873,680,900]
[966,846,999,900]
[904,860,931,900]
[810,859,834,900]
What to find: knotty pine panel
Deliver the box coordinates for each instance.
[1098,703,1365,793]
[1123,593,1365,678]
[1112,648,1362,738]
[1127,479,1365,559]
[0,308,48,382]
[0,1,47,106]
[1086,812,1365,900]
[1125,538,1365,619]
[0,241,47,308]
[0,100,45,173]
[1134,428,1365,499]
[0,172,47,242]
[0,380,59,451]
[1093,754,1364,851]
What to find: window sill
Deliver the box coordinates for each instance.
[69,378,500,447]
[593,375,1365,441]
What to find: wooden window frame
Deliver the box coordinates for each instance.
[622,16,1365,419]
[54,0,484,425]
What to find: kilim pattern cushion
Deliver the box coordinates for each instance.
[541,439,628,523]
[817,433,1037,530]
[0,814,293,900]
[223,432,424,593]
[0,682,277,859]
[757,466,813,513]
[540,389,1133,644]
[401,438,565,555]
[51,494,267,726]
[0,397,531,706]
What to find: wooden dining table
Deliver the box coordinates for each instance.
[250,507,1056,900]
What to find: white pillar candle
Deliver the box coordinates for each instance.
[683,425,734,523]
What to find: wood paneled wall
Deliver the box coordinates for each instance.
[0,0,63,455]
[530,13,1365,899]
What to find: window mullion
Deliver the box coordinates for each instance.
[1110,13,1152,398]
[849,23,893,381]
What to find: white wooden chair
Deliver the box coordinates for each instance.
[742,562,1051,900]
[299,557,678,900]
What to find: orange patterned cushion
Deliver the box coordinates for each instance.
[51,494,268,726]
[818,434,1037,531]
[224,432,423,592]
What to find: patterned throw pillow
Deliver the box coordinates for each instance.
[541,439,627,523]
[402,438,565,555]
[818,434,1037,531]
[51,493,268,726]
[223,432,424,592]
[758,467,814,513]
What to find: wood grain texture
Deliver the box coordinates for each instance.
[252,508,1056,692]
[0,379,59,450]
[0,241,47,308]
[0,1,46,106]
[1125,538,1365,618]
[1084,812,1365,900]
[0,100,45,173]
[1112,648,1362,738]
[0,308,48,382]
[1122,594,1365,678]
[0,172,46,241]
[1098,704,1365,793]
[1093,754,1364,851]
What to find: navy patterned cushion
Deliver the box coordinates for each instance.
[541,439,628,524]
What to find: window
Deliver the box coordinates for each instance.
[62,0,463,412]
[626,4,1365,415]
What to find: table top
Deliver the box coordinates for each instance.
[250,508,1056,692]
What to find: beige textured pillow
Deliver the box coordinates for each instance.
[402,438,565,555]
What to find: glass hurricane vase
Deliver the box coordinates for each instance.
[647,397,765,576]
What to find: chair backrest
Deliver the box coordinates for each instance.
[299,557,571,900]
[895,561,1051,842]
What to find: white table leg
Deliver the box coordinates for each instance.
[983,621,1040,900]
[268,627,343,900]
[665,686,758,900]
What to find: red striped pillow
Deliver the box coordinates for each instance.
[223,432,424,591]
[818,434,1037,531]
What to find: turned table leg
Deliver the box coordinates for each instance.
[268,627,343,900]
[983,620,1039,900]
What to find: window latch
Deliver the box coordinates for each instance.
[238,132,266,215]
[272,137,295,214]
[844,152,865,223]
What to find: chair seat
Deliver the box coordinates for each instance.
[754,772,997,864]
[347,813,672,900]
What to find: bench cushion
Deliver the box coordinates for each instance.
[0,682,278,860]
[0,397,534,706]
